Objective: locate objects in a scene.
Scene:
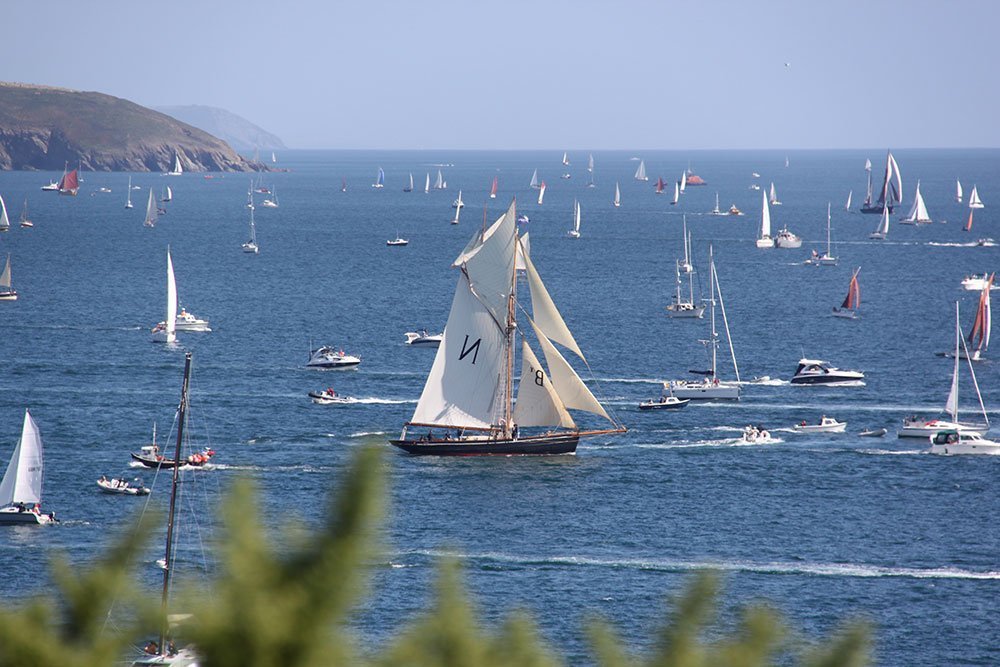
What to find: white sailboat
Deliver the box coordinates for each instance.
[125,176,134,209]
[372,166,385,189]
[768,182,781,205]
[151,248,178,344]
[587,153,594,173]
[955,179,964,203]
[861,150,902,214]
[805,203,837,266]
[537,181,546,205]
[18,199,32,228]
[671,181,679,205]
[666,218,704,319]
[434,170,444,190]
[0,410,56,525]
[404,173,414,192]
[0,254,17,301]
[566,199,581,238]
[166,152,183,176]
[756,191,774,248]
[900,179,931,223]
[143,188,158,228]
[389,200,625,455]
[634,159,648,181]
[452,190,464,209]
[424,173,430,194]
[451,193,462,225]
[271,151,277,164]
[162,186,173,203]
[613,182,621,208]
[261,186,279,208]
[927,304,999,454]
[679,170,687,194]
[869,206,889,240]
[968,185,984,209]
[242,204,259,254]
[669,246,741,399]
[529,168,540,189]
[845,190,852,212]
[562,151,570,166]
[709,192,722,215]
[0,194,9,232]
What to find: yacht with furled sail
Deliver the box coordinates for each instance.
[831,267,861,319]
[900,179,931,223]
[18,198,32,228]
[389,200,626,455]
[667,219,703,318]
[0,255,16,301]
[756,191,774,248]
[805,203,837,266]
[709,192,723,216]
[634,159,648,182]
[668,246,741,400]
[0,410,56,525]
[566,199,581,238]
[860,150,901,214]
[125,177,134,209]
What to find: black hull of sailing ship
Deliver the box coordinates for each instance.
[860,203,893,214]
[389,432,581,456]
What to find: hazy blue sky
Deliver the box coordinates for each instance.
[4,0,997,149]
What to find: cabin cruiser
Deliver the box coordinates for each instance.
[639,383,690,410]
[97,476,151,496]
[386,237,409,246]
[929,429,1000,455]
[793,416,847,433]
[171,308,211,332]
[961,273,998,291]
[775,227,803,248]
[308,387,354,405]
[790,359,865,386]
[404,330,443,347]
[897,417,988,439]
[306,346,361,369]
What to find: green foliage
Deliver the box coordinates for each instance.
[0,446,870,667]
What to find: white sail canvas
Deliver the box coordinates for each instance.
[513,339,574,428]
[0,410,43,507]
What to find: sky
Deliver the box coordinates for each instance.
[3,0,997,150]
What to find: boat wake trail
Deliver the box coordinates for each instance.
[595,377,664,385]
[398,549,1000,581]
[350,430,390,438]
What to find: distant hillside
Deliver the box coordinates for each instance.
[0,82,257,172]
[156,105,285,153]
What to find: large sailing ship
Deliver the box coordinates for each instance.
[390,201,625,455]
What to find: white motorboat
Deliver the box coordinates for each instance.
[41,180,59,191]
[174,308,211,332]
[790,358,865,386]
[308,388,355,405]
[775,227,802,248]
[96,476,151,496]
[639,383,689,410]
[961,274,998,291]
[404,331,443,347]
[0,410,57,525]
[793,416,847,433]
[306,346,361,369]
[929,429,1000,456]
[387,237,409,246]
[741,425,773,444]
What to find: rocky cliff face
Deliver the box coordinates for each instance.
[0,82,260,172]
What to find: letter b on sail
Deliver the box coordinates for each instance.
[533,368,544,387]
[458,334,481,364]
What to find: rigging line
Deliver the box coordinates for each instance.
[461,265,507,335]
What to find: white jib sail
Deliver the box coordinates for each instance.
[512,339,575,428]
[522,245,585,360]
[0,410,44,507]
[166,249,177,340]
[515,232,530,273]
[760,191,771,238]
[531,320,611,422]
[945,304,960,420]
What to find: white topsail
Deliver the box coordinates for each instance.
[522,247,585,360]
[0,410,44,507]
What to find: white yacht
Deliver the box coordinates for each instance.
[174,308,211,332]
[929,430,1000,456]
[789,359,865,386]
[404,331,443,347]
[793,416,847,433]
[775,227,802,248]
[899,418,988,439]
[306,346,361,369]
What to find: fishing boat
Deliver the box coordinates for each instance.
[793,416,847,433]
[789,359,864,386]
[845,190,852,212]
[96,476,150,496]
[389,200,626,455]
[489,176,498,199]
[58,168,79,196]
[805,203,837,265]
[260,187,279,208]
[756,191,774,248]
[151,248,178,344]
[869,206,889,240]
[685,167,706,185]
[955,179,964,203]
[639,384,690,410]
[143,189,158,228]
[537,181,546,205]
[372,167,385,189]
[166,152,183,176]
[0,255,16,301]
[529,169,540,189]
[242,204,259,254]
[655,177,665,195]
[860,150,901,214]
[768,182,781,206]
[775,226,802,248]
[968,185,984,209]
[613,182,621,208]
[18,198,32,228]
[125,177,134,209]
[308,388,354,405]
[306,346,361,369]
[728,204,743,216]
[0,410,57,525]
[0,195,9,232]
[404,330,443,347]
[668,246,741,400]
[831,268,861,319]
[403,173,414,192]
[634,159,648,182]
[566,200,581,238]
[900,179,931,223]
[924,304,998,454]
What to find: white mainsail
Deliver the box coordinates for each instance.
[845,190,852,211]
[0,410,44,507]
[671,182,679,205]
[562,152,570,166]
[165,248,177,343]
[537,182,546,205]
[573,200,581,235]
[956,179,964,203]
[634,160,647,181]
[587,154,594,173]
[530,169,539,189]
[679,171,687,193]
[903,180,932,223]
[512,339,574,428]
[434,170,444,189]
[874,206,890,238]
[613,182,621,207]
[946,304,961,420]
[0,255,12,291]
[424,173,430,194]
[144,188,157,227]
[769,182,780,205]
[757,191,773,246]
[968,185,984,209]
[0,194,9,231]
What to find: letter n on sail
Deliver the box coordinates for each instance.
[459,334,481,364]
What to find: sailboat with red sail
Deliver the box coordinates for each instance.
[655,177,665,195]
[963,274,993,361]
[58,168,79,196]
[489,176,498,199]
[832,268,861,319]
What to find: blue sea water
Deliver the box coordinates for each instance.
[0,149,998,664]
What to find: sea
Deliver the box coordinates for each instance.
[0,149,997,665]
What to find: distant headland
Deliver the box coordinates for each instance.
[154,105,285,154]
[0,82,259,172]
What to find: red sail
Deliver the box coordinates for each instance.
[965,208,974,232]
[59,169,79,195]
[490,176,498,196]
[655,177,664,194]
[841,270,860,310]
[968,274,994,350]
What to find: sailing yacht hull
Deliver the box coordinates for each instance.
[860,204,893,214]
[390,432,580,456]
[0,507,55,525]
[670,382,741,400]
[666,304,705,318]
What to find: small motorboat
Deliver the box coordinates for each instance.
[308,388,354,405]
[775,227,803,248]
[97,476,151,496]
[741,425,772,444]
[404,330,443,347]
[929,429,1000,456]
[793,416,847,433]
[727,204,744,216]
[306,346,361,369]
[386,237,409,246]
[639,385,690,410]
[173,308,211,332]
[858,427,887,438]
[98,186,112,193]
[961,273,998,291]
[130,444,215,469]
[790,359,865,386]
[41,181,59,191]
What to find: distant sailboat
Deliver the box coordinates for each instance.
[537,181,546,205]
[424,173,430,194]
[261,187,279,208]
[587,154,594,173]
[709,192,722,215]
[167,152,183,176]
[968,185,984,209]
[452,191,462,225]
[57,168,79,196]
[768,182,781,206]
[373,167,385,188]
[452,190,464,209]
[844,190,852,212]
[655,177,665,195]
[143,189,158,228]
[613,182,621,208]
[271,151,277,164]
[403,173,414,192]
[0,195,9,232]
[530,168,540,189]
[18,198,32,228]
[567,199,581,238]
[161,186,173,203]
[0,254,17,301]
[869,206,889,240]
[671,181,679,205]
[958,275,994,361]
[860,150,901,214]
[434,170,444,190]
[490,176,498,199]
[901,179,932,224]
[805,203,837,266]
[243,203,259,254]
[341,178,347,193]
[756,191,774,248]
[955,179,964,203]
[150,248,178,343]
[562,151,570,166]
[832,268,861,319]
[125,176,134,209]
[634,159,648,182]
[679,170,687,194]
